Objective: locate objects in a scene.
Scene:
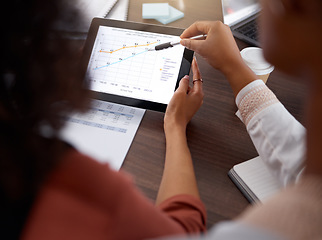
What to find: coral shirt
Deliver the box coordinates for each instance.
[21,149,206,240]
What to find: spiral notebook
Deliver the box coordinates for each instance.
[57,0,119,33]
[106,0,129,21]
[75,0,119,32]
[228,156,282,203]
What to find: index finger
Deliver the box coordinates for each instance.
[180,21,212,39]
[191,58,203,92]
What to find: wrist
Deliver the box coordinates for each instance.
[164,121,187,138]
[223,58,258,97]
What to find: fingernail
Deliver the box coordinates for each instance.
[183,75,189,79]
[180,39,187,47]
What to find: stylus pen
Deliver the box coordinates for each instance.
[148,34,207,51]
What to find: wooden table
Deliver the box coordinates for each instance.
[120,0,308,228]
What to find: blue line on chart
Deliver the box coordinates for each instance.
[94,50,149,70]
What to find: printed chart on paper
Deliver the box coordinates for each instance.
[86,26,185,104]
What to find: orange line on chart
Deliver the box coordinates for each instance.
[99,41,158,54]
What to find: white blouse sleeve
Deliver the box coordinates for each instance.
[235,80,306,186]
[150,221,285,240]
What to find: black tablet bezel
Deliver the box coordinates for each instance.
[80,18,194,112]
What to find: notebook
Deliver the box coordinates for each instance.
[228,156,282,203]
[221,0,261,46]
[106,0,129,21]
[57,0,119,33]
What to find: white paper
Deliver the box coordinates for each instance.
[60,99,145,170]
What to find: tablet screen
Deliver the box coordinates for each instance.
[82,19,194,112]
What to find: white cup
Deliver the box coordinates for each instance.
[240,47,274,83]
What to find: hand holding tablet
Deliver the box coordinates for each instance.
[81,19,194,112]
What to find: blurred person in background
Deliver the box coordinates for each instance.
[0,0,206,239]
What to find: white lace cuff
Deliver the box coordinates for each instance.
[235,80,279,126]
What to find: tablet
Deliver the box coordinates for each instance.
[81,18,194,112]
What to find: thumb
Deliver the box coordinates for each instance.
[177,75,190,92]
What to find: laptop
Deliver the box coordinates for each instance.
[221,0,261,46]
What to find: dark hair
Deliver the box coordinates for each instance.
[0,0,90,237]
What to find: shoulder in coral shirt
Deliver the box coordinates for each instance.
[21,149,206,240]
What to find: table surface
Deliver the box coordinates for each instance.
[119,0,308,228]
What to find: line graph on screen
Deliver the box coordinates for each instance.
[94,41,158,70]
[88,31,161,89]
[86,26,185,104]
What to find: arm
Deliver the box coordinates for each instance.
[181,21,306,186]
[236,80,306,186]
[156,59,204,205]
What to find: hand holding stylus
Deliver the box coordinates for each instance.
[148,34,207,51]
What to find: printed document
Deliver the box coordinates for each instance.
[60,99,145,170]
